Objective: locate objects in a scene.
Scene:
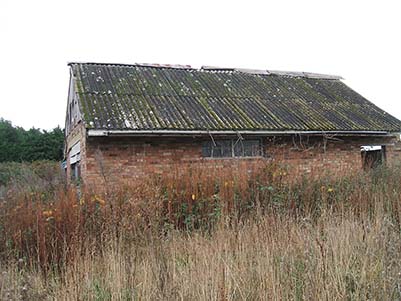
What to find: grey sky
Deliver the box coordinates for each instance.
[1,0,400,130]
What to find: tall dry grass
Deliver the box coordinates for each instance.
[1,162,401,300]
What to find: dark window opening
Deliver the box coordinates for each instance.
[69,142,81,181]
[202,139,262,158]
[361,145,386,169]
[70,162,81,180]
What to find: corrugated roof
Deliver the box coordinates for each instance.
[69,62,401,133]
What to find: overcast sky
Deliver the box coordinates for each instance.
[1,0,400,130]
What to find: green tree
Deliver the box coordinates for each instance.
[0,118,64,162]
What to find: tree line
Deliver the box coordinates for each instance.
[0,118,64,162]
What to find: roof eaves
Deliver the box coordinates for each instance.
[87,129,395,137]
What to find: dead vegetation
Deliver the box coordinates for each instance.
[1,162,401,300]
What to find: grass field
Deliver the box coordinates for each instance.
[1,161,401,300]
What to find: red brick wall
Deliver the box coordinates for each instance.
[84,137,265,186]
[385,140,401,165]
[79,135,400,187]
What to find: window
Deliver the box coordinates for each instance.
[361,145,386,169]
[69,142,81,180]
[71,162,81,180]
[202,139,262,158]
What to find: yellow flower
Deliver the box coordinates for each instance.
[327,187,334,193]
[191,194,196,200]
[43,210,53,217]
[79,198,85,205]
[92,195,106,206]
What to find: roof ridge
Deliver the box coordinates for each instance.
[68,62,343,79]
[202,66,342,79]
[68,61,193,70]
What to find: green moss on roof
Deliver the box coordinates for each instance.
[69,63,401,133]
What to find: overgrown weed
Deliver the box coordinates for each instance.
[1,162,401,299]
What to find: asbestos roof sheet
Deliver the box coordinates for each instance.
[69,62,401,133]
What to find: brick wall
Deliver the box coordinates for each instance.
[84,136,265,186]
[385,140,401,166]
[265,135,398,178]
[78,134,400,188]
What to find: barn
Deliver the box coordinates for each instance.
[64,62,401,185]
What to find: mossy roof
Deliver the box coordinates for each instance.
[69,62,401,133]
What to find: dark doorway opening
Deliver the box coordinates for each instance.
[361,145,386,169]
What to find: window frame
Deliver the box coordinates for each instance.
[202,138,264,158]
[69,142,81,181]
[70,162,81,180]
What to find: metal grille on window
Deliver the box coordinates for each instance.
[234,139,261,157]
[202,139,261,158]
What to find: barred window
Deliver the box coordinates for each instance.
[202,139,262,158]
